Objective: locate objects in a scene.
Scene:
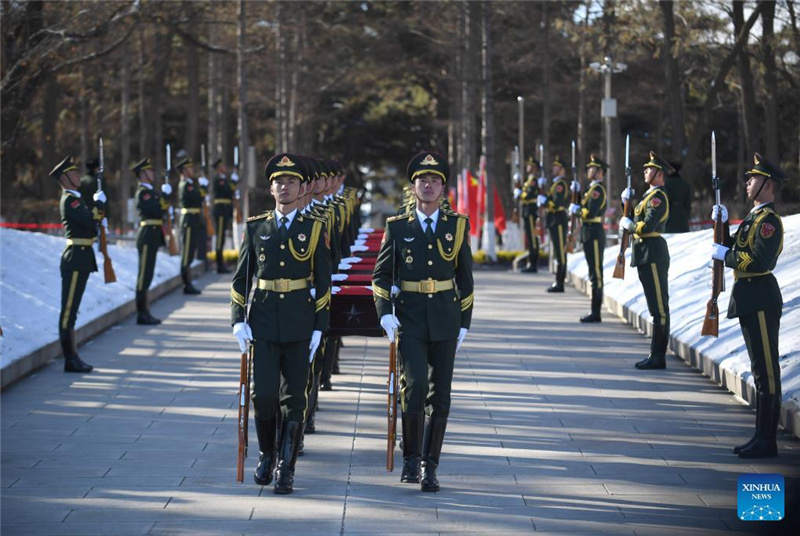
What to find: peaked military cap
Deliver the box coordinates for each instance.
[643,151,673,173]
[175,156,193,170]
[307,157,323,181]
[212,157,223,169]
[745,153,788,182]
[407,151,449,183]
[264,153,305,183]
[552,155,565,169]
[586,154,608,170]
[85,158,100,172]
[527,156,539,168]
[130,157,153,174]
[50,155,78,178]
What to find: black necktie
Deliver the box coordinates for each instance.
[425,217,434,242]
[279,216,289,241]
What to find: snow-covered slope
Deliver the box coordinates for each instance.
[568,213,800,419]
[0,228,185,370]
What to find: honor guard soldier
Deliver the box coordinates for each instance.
[538,155,569,291]
[212,157,235,274]
[570,154,608,322]
[52,156,107,373]
[373,151,474,492]
[619,151,672,370]
[132,157,168,325]
[79,158,101,215]
[231,153,331,494]
[177,156,203,294]
[711,153,787,458]
[515,157,541,273]
[664,163,691,233]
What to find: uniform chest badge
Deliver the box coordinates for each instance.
[297,233,307,242]
[70,199,81,208]
[760,222,775,239]
[445,233,453,242]
[650,197,662,207]
[143,193,151,201]
[260,235,270,241]
[591,189,601,199]
[404,237,415,242]
[405,256,413,264]
[258,254,266,262]
[741,224,750,234]
[556,184,564,193]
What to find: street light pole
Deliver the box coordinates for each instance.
[589,56,626,209]
[517,96,524,177]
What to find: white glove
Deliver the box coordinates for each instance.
[391,285,400,297]
[380,314,401,341]
[331,286,341,294]
[570,180,581,193]
[357,234,369,240]
[308,330,322,363]
[310,288,316,298]
[101,217,109,228]
[231,172,239,183]
[537,194,548,207]
[161,184,173,196]
[513,188,522,200]
[569,203,581,215]
[93,190,107,204]
[332,273,349,282]
[338,263,351,271]
[360,228,375,233]
[537,177,547,189]
[350,245,369,252]
[341,256,362,264]
[168,205,174,218]
[354,239,366,246]
[619,216,634,232]
[621,188,633,203]
[711,243,730,262]
[456,328,468,352]
[198,176,209,188]
[232,322,253,353]
[711,204,729,223]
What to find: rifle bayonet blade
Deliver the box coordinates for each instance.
[711,131,717,181]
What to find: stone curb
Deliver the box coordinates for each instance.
[567,269,800,440]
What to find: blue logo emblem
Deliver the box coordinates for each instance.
[738,474,784,521]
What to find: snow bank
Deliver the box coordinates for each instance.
[567,213,800,422]
[0,228,186,370]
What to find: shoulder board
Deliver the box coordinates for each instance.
[386,212,412,223]
[247,211,272,222]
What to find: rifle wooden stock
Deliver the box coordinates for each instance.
[164,211,179,256]
[701,215,726,337]
[566,188,580,254]
[234,197,243,224]
[204,203,215,236]
[613,199,632,279]
[236,347,251,483]
[98,221,117,284]
[386,337,398,472]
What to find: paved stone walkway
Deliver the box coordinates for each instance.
[2,269,798,535]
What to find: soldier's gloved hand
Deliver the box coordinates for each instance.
[331,273,348,282]
[168,206,174,218]
[537,177,547,189]
[198,176,209,188]
[536,194,547,207]
[231,172,239,183]
[711,204,729,223]
[711,243,729,262]
[331,286,341,294]
[570,180,581,193]
[309,288,316,298]
[101,218,109,228]
[232,322,253,353]
[568,203,581,215]
[360,227,375,233]
[338,262,351,271]
[93,190,107,204]
[456,328,468,352]
[161,184,173,196]
[341,256,362,264]
[353,239,367,246]
[621,188,633,204]
[619,216,635,233]
[308,330,322,363]
[380,314,401,341]
[391,285,400,297]
[513,188,522,200]
[350,245,369,252]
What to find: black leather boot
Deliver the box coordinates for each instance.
[136,291,161,325]
[739,393,779,459]
[547,265,565,292]
[733,399,762,455]
[60,329,93,373]
[254,416,278,486]
[181,268,201,295]
[305,380,318,434]
[420,416,447,492]
[274,420,303,494]
[400,412,424,483]
[580,287,603,323]
[636,323,668,370]
[217,254,231,274]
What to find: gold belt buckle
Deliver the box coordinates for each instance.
[274,279,291,292]
[419,280,436,293]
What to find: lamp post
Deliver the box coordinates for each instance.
[589,56,626,203]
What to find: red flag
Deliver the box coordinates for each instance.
[467,170,479,237]
[493,186,506,233]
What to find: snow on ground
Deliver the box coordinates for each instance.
[0,228,188,370]
[567,213,800,411]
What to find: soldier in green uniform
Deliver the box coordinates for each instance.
[177,156,203,295]
[52,156,107,373]
[538,155,569,291]
[231,153,331,494]
[212,158,235,274]
[373,151,474,493]
[515,157,540,273]
[570,154,608,323]
[196,160,211,271]
[78,158,101,216]
[664,163,691,233]
[619,151,672,370]
[711,153,787,458]
[132,157,168,325]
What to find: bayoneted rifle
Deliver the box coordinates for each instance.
[233,145,243,226]
[163,144,180,256]
[386,241,399,472]
[566,140,579,253]
[613,135,633,279]
[201,144,216,237]
[537,143,546,243]
[702,131,725,337]
[236,247,253,483]
[97,138,116,284]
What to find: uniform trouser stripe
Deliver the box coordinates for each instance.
[137,245,148,292]
[758,311,776,395]
[61,271,79,330]
[216,216,224,252]
[527,216,538,250]
[557,225,566,264]
[651,263,666,323]
[593,240,602,289]
[182,227,192,268]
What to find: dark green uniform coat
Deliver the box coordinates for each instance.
[179,178,203,271]
[135,184,166,293]
[520,176,540,264]
[580,181,607,290]
[545,177,569,267]
[212,174,235,256]
[630,186,670,329]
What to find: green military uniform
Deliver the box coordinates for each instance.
[578,155,608,322]
[132,158,167,325]
[78,158,101,218]
[231,153,331,493]
[196,176,210,270]
[212,159,235,273]
[177,157,203,294]
[664,166,691,233]
[626,152,671,369]
[721,153,786,458]
[544,156,569,291]
[373,151,474,493]
[519,159,540,273]
[52,156,104,373]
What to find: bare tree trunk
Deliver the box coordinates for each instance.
[185,38,199,160]
[577,1,590,169]
[220,84,230,164]
[733,0,759,160]
[659,0,687,157]
[288,9,300,151]
[41,75,59,199]
[737,91,747,211]
[480,1,496,260]
[80,66,90,172]
[460,1,471,176]
[120,41,131,228]
[138,25,147,158]
[761,0,779,162]
[541,2,551,166]
[150,29,174,172]
[237,0,251,217]
[208,25,219,164]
